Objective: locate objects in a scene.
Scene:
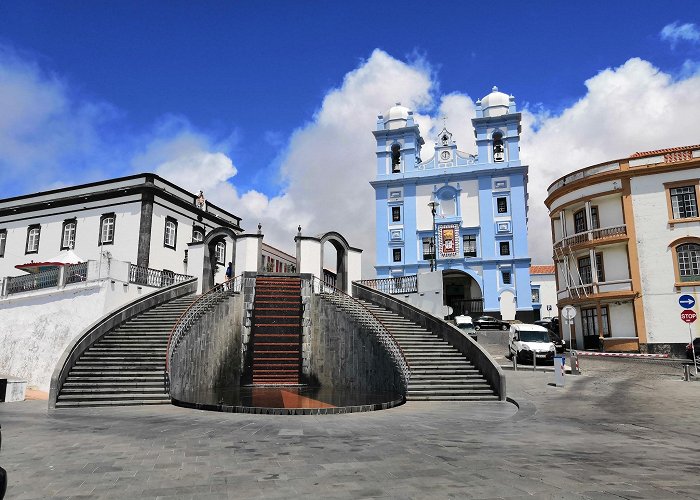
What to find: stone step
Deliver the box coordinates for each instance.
[63,379,163,387]
[410,368,479,374]
[54,399,171,408]
[57,392,169,401]
[407,395,500,401]
[66,370,164,377]
[408,382,491,390]
[61,386,166,394]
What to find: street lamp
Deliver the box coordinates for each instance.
[427,197,440,272]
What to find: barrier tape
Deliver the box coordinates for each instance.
[575,351,669,359]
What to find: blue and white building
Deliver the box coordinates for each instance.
[370,87,534,321]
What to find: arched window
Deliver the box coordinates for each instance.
[492,131,505,162]
[391,143,401,173]
[677,243,700,282]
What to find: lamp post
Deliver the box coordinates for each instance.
[427,199,440,272]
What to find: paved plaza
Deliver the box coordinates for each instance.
[1,356,699,499]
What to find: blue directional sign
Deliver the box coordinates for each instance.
[679,294,696,309]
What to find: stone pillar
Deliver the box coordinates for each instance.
[346,248,363,295]
[235,235,264,275]
[295,236,322,277]
[187,242,205,294]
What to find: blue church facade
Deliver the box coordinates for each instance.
[370,87,534,321]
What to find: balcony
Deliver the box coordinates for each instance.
[557,279,633,301]
[554,224,627,250]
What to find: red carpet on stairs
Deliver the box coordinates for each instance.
[250,276,302,385]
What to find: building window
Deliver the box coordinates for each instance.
[216,241,226,265]
[393,248,402,262]
[502,271,511,285]
[496,197,508,214]
[0,229,6,257]
[578,253,604,284]
[499,241,510,256]
[26,225,40,254]
[531,288,540,303]
[581,306,610,338]
[391,206,401,222]
[422,237,435,260]
[677,243,700,282]
[61,219,77,250]
[99,213,115,245]
[438,189,457,217]
[192,226,204,243]
[573,206,600,233]
[164,217,178,249]
[463,235,477,257]
[670,186,698,219]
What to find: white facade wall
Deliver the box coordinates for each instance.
[549,179,621,213]
[600,245,630,282]
[531,273,558,318]
[632,170,700,345]
[415,184,434,231]
[608,302,636,338]
[458,180,480,227]
[0,197,142,278]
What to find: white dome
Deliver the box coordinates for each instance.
[480,86,511,117]
[383,102,411,130]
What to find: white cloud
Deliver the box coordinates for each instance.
[661,21,700,47]
[521,57,700,264]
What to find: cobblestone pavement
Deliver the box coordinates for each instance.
[1,356,700,498]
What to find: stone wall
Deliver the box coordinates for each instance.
[169,294,244,402]
[307,295,404,395]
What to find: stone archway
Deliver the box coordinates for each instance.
[442,269,483,318]
[202,227,238,292]
[319,232,350,292]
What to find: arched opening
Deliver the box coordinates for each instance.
[202,227,237,292]
[492,131,505,162]
[436,187,458,217]
[499,289,516,321]
[442,270,483,319]
[319,232,350,292]
[391,143,401,173]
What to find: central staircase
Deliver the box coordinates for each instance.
[250,276,303,385]
[55,295,196,408]
[358,300,498,401]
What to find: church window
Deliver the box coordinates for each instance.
[0,229,6,257]
[499,241,510,256]
[192,226,204,243]
[463,235,477,257]
[391,206,401,222]
[422,237,435,260]
[391,143,401,173]
[392,248,402,262]
[99,213,115,245]
[497,197,508,214]
[164,217,178,249]
[502,271,511,285]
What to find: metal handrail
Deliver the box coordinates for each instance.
[356,275,418,295]
[6,268,60,295]
[553,224,627,249]
[166,275,245,373]
[311,276,411,387]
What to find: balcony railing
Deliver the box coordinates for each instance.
[6,268,60,295]
[128,265,191,288]
[557,279,633,300]
[64,262,88,285]
[554,224,627,249]
[547,162,620,196]
[356,275,418,295]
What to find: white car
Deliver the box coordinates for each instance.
[509,324,556,364]
[454,315,477,341]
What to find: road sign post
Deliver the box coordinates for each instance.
[680,308,698,376]
[679,294,696,309]
[561,305,577,375]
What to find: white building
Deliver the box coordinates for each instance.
[0,173,241,284]
[546,144,700,354]
[530,265,558,320]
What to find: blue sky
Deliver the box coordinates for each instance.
[1,1,699,269]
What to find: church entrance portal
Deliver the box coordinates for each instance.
[442,270,483,319]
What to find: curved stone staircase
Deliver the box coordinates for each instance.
[358,300,498,401]
[55,295,196,408]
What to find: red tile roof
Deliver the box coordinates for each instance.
[629,144,700,158]
[530,265,555,275]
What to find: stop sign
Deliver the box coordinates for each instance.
[681,310,697,323]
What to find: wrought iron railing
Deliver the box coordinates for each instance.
[312,277,410,387]
[129,265,191,288]
[64,262,88,285]
[6,268,60,295]
[166,275,245,373]
[356,275,418,295]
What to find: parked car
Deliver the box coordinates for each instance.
[509,324,556,364]
[474,315,510,331]
[687,338,700,359]
[547,330,566,353]
[454,315,477,341]
[534,318,560,334]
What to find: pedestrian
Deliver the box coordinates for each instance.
[225,262,233,289]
